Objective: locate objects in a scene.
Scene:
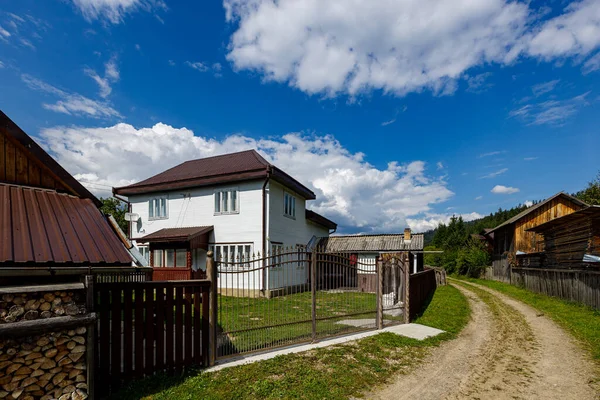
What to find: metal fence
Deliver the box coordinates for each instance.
[214,248,409,359]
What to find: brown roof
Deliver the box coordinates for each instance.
[139,226,214,242]
[486,192,588,234]
[114,150,316,199]
[306,210,337,230]
[0,111,100,206]
[318,233,424,252]
[0,183,132,266]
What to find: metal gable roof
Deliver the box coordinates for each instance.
[318,233,424,252]
[0,183,133,266]
[139,226,214,242]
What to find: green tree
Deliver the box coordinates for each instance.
[99,197,128,233]
[575,171,600,205]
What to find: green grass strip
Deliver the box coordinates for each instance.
[458,277,600,364]
[115,285,470,400]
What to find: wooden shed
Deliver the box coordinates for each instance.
[485,192,587,280]
[527,206,600,269]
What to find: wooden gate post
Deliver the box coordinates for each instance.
[376,257,383,330]
[402,253,410,324]
[84,275,96,400]
[311,249,317,342]
[206,251,218,366]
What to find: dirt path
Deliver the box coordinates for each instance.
[368,281,598,400]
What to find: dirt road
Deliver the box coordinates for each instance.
[369,281,599,400]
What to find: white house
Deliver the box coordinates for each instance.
[113,150,336,292]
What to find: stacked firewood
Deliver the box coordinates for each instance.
[0,292,85,324]
[0,329,88,400]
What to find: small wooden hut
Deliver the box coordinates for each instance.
[527,206,600,269]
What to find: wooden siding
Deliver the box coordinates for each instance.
[0,128,66,191]
[513,197,582,253]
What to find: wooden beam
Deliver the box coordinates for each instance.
[0,313,97,338]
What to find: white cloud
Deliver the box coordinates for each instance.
[509,92,590,126]
[135,43,141,51]
[186,61,223,77]
[186,61,209,72]
[0,25,11,38]
[168,59,176,66]
[524,200,533,207]
[407,212,483,233]
[475,196,483,200]
[223,0,600,98]
[478,167,508,179]
[380,118,396,127]
[21,74,122,119]
[85,57,120,98]
[491,185,519,194]
[39,122,454,233]
[524,157,538,161]
[70,0,167,24]
[225,0,530,97]
[583,53,600,74]
[478,150,504,158]
[436,162,444,170]
[525,0,600,60]
[465,72,493,93]
[531,79,559,96]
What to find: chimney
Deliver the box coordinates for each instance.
[404,228,411,241]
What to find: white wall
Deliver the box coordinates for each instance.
[357,253,378,274]
[266,180,330,289]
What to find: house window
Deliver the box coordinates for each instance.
[138,246,149,264]
[210,244,253,263]
[284,192,296,218]
[271,242,284,266]
[214,189,239,214]
[148,196,168,219]
[153,248,187,268]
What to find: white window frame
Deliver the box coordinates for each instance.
[214,188,240,215]
[283,191,296,219]
[209,243,253,268]
[148,195,168,220]
[138,245,150,264]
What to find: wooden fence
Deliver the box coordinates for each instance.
[511,268,600,309]
[94,280,210,396]
[95,269,152,283]
[408,269,437,321]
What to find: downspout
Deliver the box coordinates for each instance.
[113,192,132,240]
[329,227,337,235]
[262,166,272,292]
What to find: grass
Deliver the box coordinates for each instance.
[114,284,470,400]
[458,277,600,364]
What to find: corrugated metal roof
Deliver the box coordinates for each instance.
[486,192,588,234]
[318,233,424,252]
[139,226,214,242]
[0,183,133,266]
[113,150,316,199]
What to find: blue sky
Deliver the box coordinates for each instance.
[1,0,599,233]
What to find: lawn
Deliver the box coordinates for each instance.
[458,277,600,364]
[217,290,384,356]
[114,284,470,400]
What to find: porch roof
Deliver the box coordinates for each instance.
[140,226,214,243]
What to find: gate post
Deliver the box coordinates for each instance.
[311,249,317,342]
[376,257,383,330]
[402,253,410,324]
[207,251,218,366]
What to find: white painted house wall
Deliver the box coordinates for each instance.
[127,179,330,291]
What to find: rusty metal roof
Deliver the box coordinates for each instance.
[318,233,424,252]
[113,150,316,199]
[0,183,133,266]
[139,226,214,242]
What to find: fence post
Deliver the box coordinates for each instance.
[84,275,96,400]
[311,249,317,342]
[403,253,410,324]
[207,251,218,366]
[376,257,383,330]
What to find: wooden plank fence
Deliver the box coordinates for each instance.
[408,269,437,321]
[94,280,210,396]
[511,268,600,309]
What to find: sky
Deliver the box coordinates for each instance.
[0,0,599,234]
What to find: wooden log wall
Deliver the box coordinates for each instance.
[540,216,600,269]
[513,197,582,253]
[512,268,600,310]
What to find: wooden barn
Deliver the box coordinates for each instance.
[485,192,587,280]
[526,206,600,269]
[0,111,142,284]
